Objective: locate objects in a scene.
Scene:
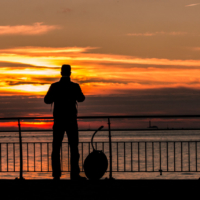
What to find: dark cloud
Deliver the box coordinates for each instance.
[1,87,200,129]
[2,74,181,86]
[33,77,60,83]
[74,76,200,85]
[56,7,72,14]
[0,95,48,118]
[69,61,200,70]
[4,77,60,86]
[73,77,130,84]
[5,81,39,85]
[61,8,72,13]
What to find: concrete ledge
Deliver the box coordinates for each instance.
[0,179,199,199]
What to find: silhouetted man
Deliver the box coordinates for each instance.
[44,64,86,180]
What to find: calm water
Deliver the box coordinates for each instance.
[1,130,200,180]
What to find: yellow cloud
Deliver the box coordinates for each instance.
[1,46,200,68]
[1,46,200,95]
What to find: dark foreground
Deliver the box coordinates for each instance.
[0,179,199,199]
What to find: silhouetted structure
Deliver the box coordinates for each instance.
[148,121,158,129]
[44,64,86,180]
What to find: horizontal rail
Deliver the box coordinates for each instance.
[0,141,200,144]
[1,128,200,133]
[1,114,200,120]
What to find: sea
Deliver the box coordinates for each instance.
[0,129,200,180]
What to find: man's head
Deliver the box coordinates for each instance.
[61,64,71,77]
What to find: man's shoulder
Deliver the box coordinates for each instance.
[51,80,80,89]
[70,81,80,87]
[51,81,61,87]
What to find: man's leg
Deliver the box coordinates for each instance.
[52,123,65,178]
[66,119,80,179]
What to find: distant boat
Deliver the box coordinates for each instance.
[148,121,158,129]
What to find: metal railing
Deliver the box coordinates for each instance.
[0,115,200,179]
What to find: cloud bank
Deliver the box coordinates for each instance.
[1,46,200,96]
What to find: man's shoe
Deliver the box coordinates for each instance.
[53,176,60,180]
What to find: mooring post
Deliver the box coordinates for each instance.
[108,117,114,180]
[17,119,24,180]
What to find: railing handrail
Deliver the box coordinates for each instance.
[1,114,200,120]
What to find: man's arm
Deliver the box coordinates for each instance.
[44,84,54,104]
[76,84,85,102]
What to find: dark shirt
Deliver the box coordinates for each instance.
[44,77,85,120]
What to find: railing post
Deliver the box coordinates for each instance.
[108,117,114,180]
[15,119,24,180]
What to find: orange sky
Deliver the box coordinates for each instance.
[0,1,200,96]
[1,46,200,96]
[1,1,200,120]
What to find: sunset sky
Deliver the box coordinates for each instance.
[1,0,200,128]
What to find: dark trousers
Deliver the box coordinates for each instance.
[51,119,80,179]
